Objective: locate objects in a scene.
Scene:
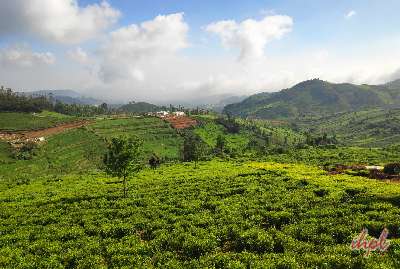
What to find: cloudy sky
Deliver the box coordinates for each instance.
[1,0,400,103]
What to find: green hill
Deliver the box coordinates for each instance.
[119,101,162,113]
[293,108,400,147]
[224,79,400,119]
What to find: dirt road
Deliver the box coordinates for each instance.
[0,120,90,141]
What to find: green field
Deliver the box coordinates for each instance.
[1,160,400,268]
[0,111,76,131]
[88,117,183,160]
[1,113,400,268]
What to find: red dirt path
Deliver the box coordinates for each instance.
[0,120,90,141]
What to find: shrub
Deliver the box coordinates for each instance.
[12,141,38,160]
[149,153,161,169]
[236,228,274,253]
[384,163,400,175]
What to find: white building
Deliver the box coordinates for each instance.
[172,111,185,116]
[156,111,169,117]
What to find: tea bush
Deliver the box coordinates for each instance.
[1,160,399,268]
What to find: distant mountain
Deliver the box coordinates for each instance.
[223,79,400,119]
[22,89,103,105]
[384,79,400,90]
[203,95,248,112]
[166,94,248,112]
[119,101,162,113]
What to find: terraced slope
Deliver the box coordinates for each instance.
[88,117,183,160]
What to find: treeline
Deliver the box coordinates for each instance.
[54,102,109,117]
[0,86,53,112]
[0,86,110,116]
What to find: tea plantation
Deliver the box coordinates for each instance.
[88,117,183,160]
[0,115,400,268]
[1,160,400,268]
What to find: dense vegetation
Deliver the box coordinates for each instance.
[0,86,53,113]
[224,79,400,119]
[1,156,400,268]
[0,86,110,117]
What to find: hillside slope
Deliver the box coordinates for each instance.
[294,108,400,147]
[224,79,400,119]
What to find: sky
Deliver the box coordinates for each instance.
[0,0,400,103]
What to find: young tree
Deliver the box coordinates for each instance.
[103,136,143,197]
[182,132,208,168]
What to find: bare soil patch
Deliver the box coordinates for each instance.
[162,116,197,129]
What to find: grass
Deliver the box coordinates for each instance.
[0,111,76,131]
[88,117,183,160]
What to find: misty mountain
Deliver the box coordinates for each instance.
[223,79,400,119]
[166,94,248,112]
[22,89,103,105]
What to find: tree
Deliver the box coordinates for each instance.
[216,116,240,134]
[384,163,400,175]
[100,103,108,114]
[103,136,143,197]
[182,132,208,168]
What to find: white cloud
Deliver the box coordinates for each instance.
[345,10,357,19]
[1,10,399,105]
[98,13,189,83]
[0,45,55,67]
[67,47,89,64]
[206,15,293,61]
[0,0,120,44]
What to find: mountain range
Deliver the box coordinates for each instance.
[223,79,400,119]
[22,89,103,106]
